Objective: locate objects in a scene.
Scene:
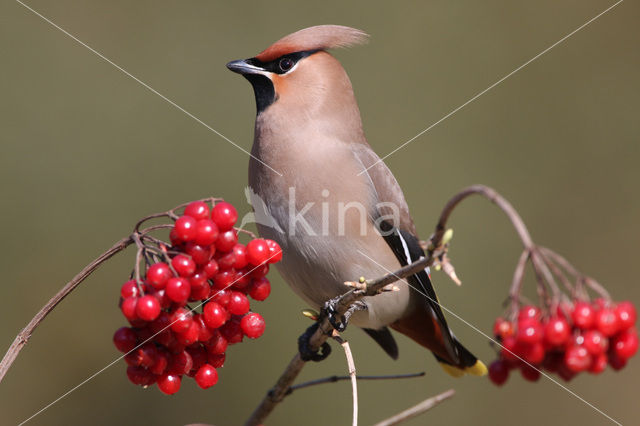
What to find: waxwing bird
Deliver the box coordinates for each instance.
[227,25,486,377]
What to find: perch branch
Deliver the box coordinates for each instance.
[332,332,358,426]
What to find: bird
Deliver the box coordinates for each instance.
[227,25,486,377]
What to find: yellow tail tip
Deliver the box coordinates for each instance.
[439,363,465,378]
[465,360,488,376]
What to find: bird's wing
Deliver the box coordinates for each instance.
[351,143,461,364]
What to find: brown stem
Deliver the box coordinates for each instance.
[284,372,425,396]
[372,389,456,426]
[508,249,530,319]
[0,236,133,383]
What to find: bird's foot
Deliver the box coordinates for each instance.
[298,322,332,362]
[322,297,367,332]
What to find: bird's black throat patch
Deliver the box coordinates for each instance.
[243,74,276,114]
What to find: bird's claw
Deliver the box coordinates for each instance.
[298,322,332,362]
[322,297,367,332]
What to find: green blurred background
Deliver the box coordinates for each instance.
[1,0,638,425]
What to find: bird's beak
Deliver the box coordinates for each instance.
[226,59,265,75]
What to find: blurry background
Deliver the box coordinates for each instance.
[1,0,638,425]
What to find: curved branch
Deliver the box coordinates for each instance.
[0,236,133,383]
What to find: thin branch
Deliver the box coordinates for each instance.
[372,389,456,426]
[333,333,358,426]
[284,372,425,396]
[0,236,133,382]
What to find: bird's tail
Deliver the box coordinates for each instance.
[434,337,487,378]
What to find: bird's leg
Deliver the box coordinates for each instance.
[323,297,367,332]
[298,322,332,362]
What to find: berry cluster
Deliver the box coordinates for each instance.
[489,300,638,385]
[113,200,282,394]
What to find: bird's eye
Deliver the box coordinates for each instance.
[279,57,294,72]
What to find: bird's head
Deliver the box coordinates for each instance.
[227,25,368,116]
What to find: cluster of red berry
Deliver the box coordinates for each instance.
[113,200,282,394]
[489,300,638,385]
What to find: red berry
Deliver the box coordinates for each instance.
[166,277,191,304]
[265,239,283,263]
[125,343,157,368]
[146,263,172,290]
[113,327,137,353]
[246,239,270,266]
[250,264,269,278]
[211,289,231,308]
[217,252,237,271]
[175,319,200,346]
[171,254,196,278]
[121,297,138,321]
[488,360,509,386]
[150,349,170,375]
[582,330,608,356]
[241,312,266,338]
[520,364,541,382]
[126,366,156,387]
[174,216,197,242]
[518,305,541,323]
[184,201,210,221]
[168,350,193,375]
[216,230,238,252]
[572,301,595,329]
[516,320,543,345]
[228,291,250,315]
[544,317,570,346]
[203,259,219,278]
[615,301,637,331]
[186,345,208,376]
[609,353,628,370]
[500,336,520,362]
[121,280,140,298]
[135,295,161,321]
[194,314,214,341]
[205,330,228,355]
[203,302,227,329]
[170,308,193,334]
[595,308,620,337]
[185,243,212,265]
[195,364,219,389]
[211,201,237,231]
[249,277,271,301]
[212,270,236,290]
[220,319,244,344]
[589,353,608,374]
[195,219,219,246]
[611,328,639,360]
[232,244,248,269]
[207,353,226,368]
[157,373,181,395]
[189,275,211,301]
[522,342,545,365]
[493,317,514,340]
[564,345,592,372]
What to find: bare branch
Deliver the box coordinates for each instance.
[0,236,133,383]
[372,389,456,426]
[284,372,425,396]
[332,333,357,426]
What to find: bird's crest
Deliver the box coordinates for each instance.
[256,25,368,62]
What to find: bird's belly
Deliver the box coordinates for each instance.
[257,221,412,329]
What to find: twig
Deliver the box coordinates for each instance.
[333,333,358,426]
[372,389,456,426]
[245,185,535,426]
[284,372,425,395]
[0,236,133,383]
